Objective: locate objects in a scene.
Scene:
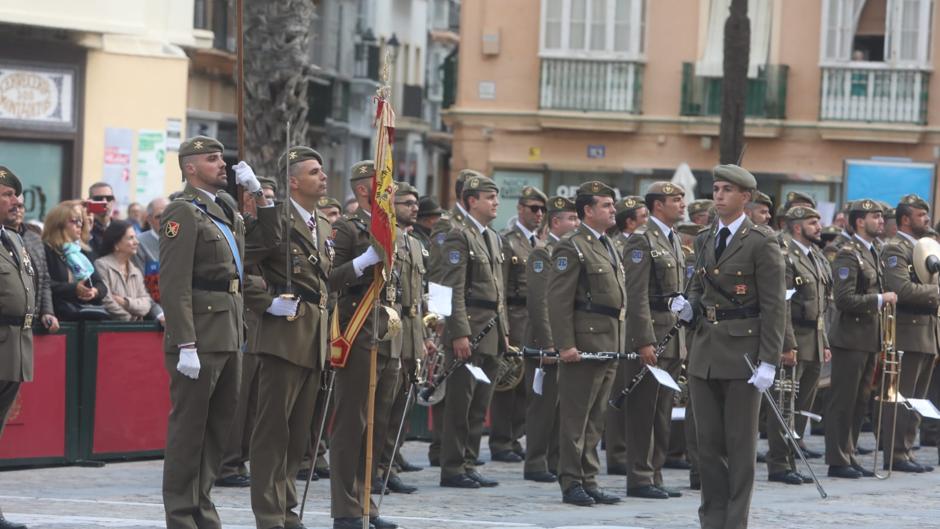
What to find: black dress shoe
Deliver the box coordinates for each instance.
[828,465,862,479]
[285,524,305,529]
[386,474,417,494]
[296,468,318,482]
[370,517,398,529]
[916,461,935,472]
[474,458,486,465]
[397,458,423,472]
[428,457,440,467]
[0,516,27,529]
[689,476,701,490]
[440,473,480,488]
[794,471,814,484]
[607,464,627,475]
[756,452,766,463]
[850,463,875,477]
[562,484,595,506]
[585,487,621,504]
[656,485,683,498]
[371,478,390,495]
[315,466,331,479]
[768,471,803,485]
[466,470,499,487]
[491,450,523,463]
[524,471,558,483]
[513,447,527,459]
[886,459,924,473]
[627,485,669,499]
[798,445,823,459]
[215,474,250,487]
[663,458,692,470]
[334,518,374,529]
[856,445,873,455]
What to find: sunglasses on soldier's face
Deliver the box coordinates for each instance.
[525,205,546,214]
[92,195,115,202]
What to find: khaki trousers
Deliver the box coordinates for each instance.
[0,381,21,437]
[880,350,934,462]
[766,360,820,474]
[440,354,499,479]
[557,360,618,492]
[218,353,259,480]
[523,360,559,475]
[825,347,876,467]
[624,357,682,488]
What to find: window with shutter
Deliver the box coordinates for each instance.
[539,0,646,59]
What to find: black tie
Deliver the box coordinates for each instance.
[529,235,536,248]
[599,235,616,265]
[215,196,235,224]
[484,229,495,260]
[715,227,731,261]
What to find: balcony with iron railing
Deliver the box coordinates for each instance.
[819,64,929,124]
[680,63,789,119]
[539,57,644,113]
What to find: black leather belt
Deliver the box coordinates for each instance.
[705,305,759,322]
[507,296,527,307]
[793,318,818,328]
[0,314,32,328]
[898,305,940,316]
[192,277,241,294]
[466,298,499,311]
[273,284,324,307]
[574,301,625,320]
[649,300,670,311]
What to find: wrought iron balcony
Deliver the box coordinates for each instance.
[680,63,789,119]
[819,65,929,124]
[539,57,644,113]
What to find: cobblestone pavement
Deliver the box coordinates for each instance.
[2,431,940,529]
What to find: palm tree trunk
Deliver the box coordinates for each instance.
[719,0,750,165]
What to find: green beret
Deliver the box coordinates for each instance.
[784,190,816,209]
[576,181,616,199]
[615,195,646,215]
[786,206,821,220]
[751,191,773,209]
[457,169,485,183]
[713,164,757,191]
[0,166,22,195]
[395,181,419,199]
[848,198,884,214]
[547,195,576,213]
[899,193,929,212]
[676,222,705,236]
[280,146,324,172]
[317,196,342,210]
[350,160,375,182]
[519,186,548,204]
[417,196,444,218]
[462,174,499,196]
[257,176,278,192]
[687,199,714,216]
[821,225,842,238]
[645,181,685,196]
[179,136,223,158]
[885,207,897,219]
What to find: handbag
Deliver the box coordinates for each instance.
[56,299,110,321]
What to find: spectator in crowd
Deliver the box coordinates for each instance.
[87,182,116,256]
[43,200,109,320]
[127,202,145,233]
[134,197,168,303]
[1,195,58,332]
[95,219,163,323]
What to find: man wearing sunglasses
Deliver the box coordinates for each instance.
[489,186,547,464]
[87,182,116,257]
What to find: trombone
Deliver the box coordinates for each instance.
[872,302,909,479]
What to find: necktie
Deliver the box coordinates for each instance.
[599,235,616,265]
[484,229,495,259]
[306,216,319,247]
[529,235,536,248]
[715,227,731,261]
[215,196,235,224]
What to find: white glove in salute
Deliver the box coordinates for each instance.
[233,161,261,193]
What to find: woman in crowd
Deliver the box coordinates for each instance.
[42,200,109,320]
[94,219,163,323]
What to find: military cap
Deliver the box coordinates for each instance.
[0,165,22,195]
[615,195,646,215]
[417,196,444,218]
[547,195,576,213]
[395,181,419,199]
[848,198,884,213]
[462,174,499,197]
[178,136,224,159]
[457,169,485,183]
[784,190,816,209]
[317,196,342,210]
[899,193,930,212]
[518,185,548,204]
[676,221,705,236]
[713,164,757,191]
[687,199,714,217]
[258,176,278,192]
[821,225,842,240]
[751,191,773,208]
[576,181,616,199]
[279,146,324,172]
[350,160,375,182]
[786,206,821,220]
[885,206,897,219]
[645,181,685,196]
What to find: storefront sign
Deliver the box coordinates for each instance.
[136,129,166,206]
[0,65,75,129]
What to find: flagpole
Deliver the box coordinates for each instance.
[362,265,381,529]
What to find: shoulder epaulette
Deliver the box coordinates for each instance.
[750,224,775,237]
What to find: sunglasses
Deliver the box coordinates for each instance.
[525,205,546,214]
[69,218,84,227]
[91,195,115,202]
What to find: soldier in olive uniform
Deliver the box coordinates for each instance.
[879,194,938,472]
[616,182,689,500]
[245,146,333,529]
[523,196,579,483]
[160,137,273,529]
[437,175,508,489]
[318,196,343,225]
[377,182,429,494]
[746,191,773,227]
[823,201,855,263]
[414,196,443,251]
[490,185,547,462]
[688,200,714,227]
[604,195,647,475]
[328,161,401,529]
[0,168,35,529]
[686,165,786,529]
[825,199,896,479]
[548,181,626,507]
[766,206,832,484]
[675,220,704,489]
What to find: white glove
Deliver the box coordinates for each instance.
[747,362,776,392]
[233,161,261,194]
[353,245,382,277]
[266,296,300,317]
[177,347,201,380]
[670,294,694,322]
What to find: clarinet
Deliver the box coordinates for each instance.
[514,347,638,361]
[418,316,498,402]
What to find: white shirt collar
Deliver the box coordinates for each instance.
[467,212,487,234]
[621,231,632,240]
[195,187,217,202]
[456,202,469,218]
[549,233,561,242]
[853,233,875,251]
[898,230,918,245]
[582,223,603,240]
[649,215,673,241]
[791,237,812,255]
[291,198,314,224]
[841,229,851,239]
[515,220,535,241]
[718,213,747,237]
